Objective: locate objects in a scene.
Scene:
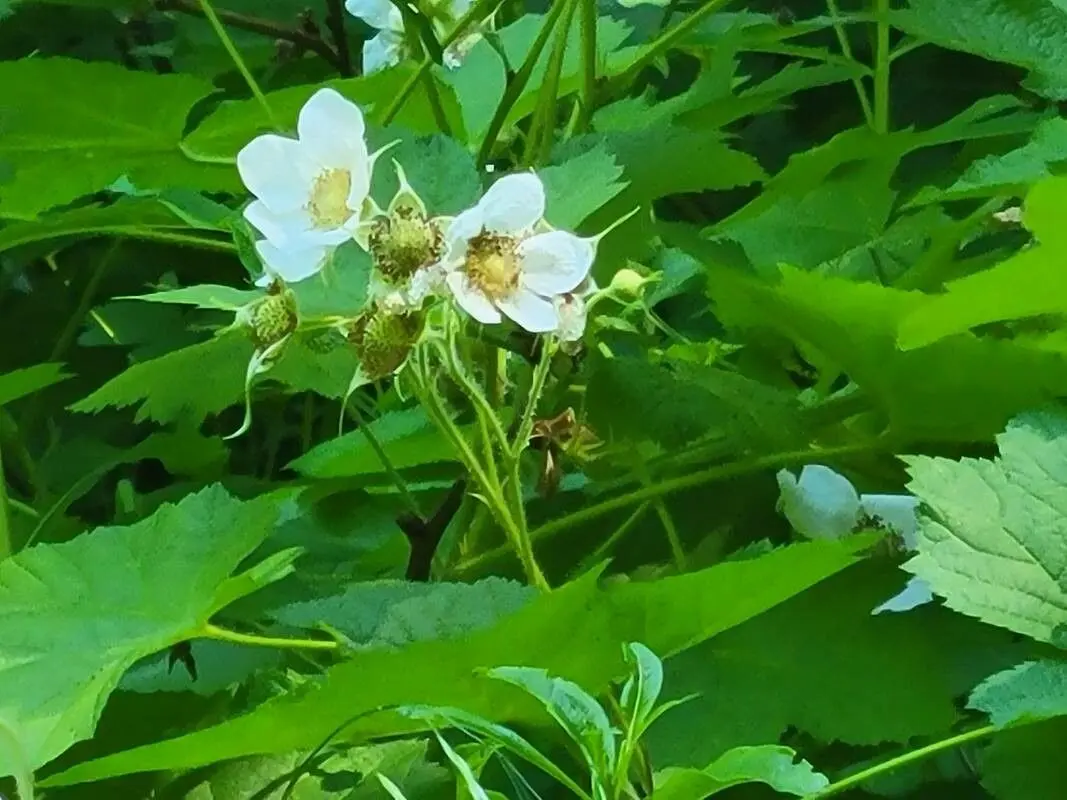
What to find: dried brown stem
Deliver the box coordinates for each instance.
[153,0,343,70]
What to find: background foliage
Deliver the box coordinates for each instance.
[4,0,1067,798]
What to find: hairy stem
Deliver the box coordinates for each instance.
[198,623,339,651]
[811,725,998,798]
[825,0,874,127]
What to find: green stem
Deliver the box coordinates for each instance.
[0,440,11,560]
[570,501,650,579]
[197,622,339,651]
[376,0,507,127]
[197,0,279,130]
[635,461,686,571]
[345,403,423,518]
[576,0,597,131]
[872,0,891,134]
[455,441,882,576]
[607,0,734,95]
[477,0,569,168]
[526,0,580,166]
[809,725,998,798]
[511,339,556,457]
[825,0,874,127]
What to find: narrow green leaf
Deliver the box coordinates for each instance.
[0,363,71,407]
[650,745,828,799]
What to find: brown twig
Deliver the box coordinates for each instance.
[323,0,355,76]
[153,0,343,70]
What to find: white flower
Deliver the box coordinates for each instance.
[345,0,405,73]
[345,0,485,73]
[441,172,596,333]
[237,88,379,285]
[776,464,935,615]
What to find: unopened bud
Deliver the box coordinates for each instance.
[610,267,647,298]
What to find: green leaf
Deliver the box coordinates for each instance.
[710,265,1067,442]
[182,69,461,169]
[910,116,1067,206]
[650,745,828,799]
[0,58,220,218]
[397,705,590,800]
[290,408,457,479]
[893,0,1067,99]
[904,409,1067,642]
[0,198,216,253]
[487,666,616,775]
[585,354,806,452]
[122,285,261,311]
[44,539,865,786]
[271,578,535,647]
[434,732,489,800]
[969,660,1067,726]
[539,145,628,230]
[0,363,71,406]
[71,332,252,424]
[898,175,1067,349]
[118,639,282,698]
[647,560,1029,765]
[620,642,664,731]
[0,485,286,777]
[383,135,481,218]
[980,717,1067,800]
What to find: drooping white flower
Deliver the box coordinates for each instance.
[237,88,381,285]
[441,172,596,334]
[776,464,935,615]
[555,277,597,343]
[345,0,486,73]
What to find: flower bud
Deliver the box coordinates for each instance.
[609,267,647,298]
[347,308,425,381]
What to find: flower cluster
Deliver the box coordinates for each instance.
[234,88,602,392]
[776,464,936,615]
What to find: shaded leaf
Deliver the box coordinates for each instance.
[650,745,828,799]
[969,660,1067,726]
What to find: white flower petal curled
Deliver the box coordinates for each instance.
[363,30,406,73]
[776,465,861,541]
[345,0,401,32]
[519,231,595,296]
[496,289,559,333]
[872,576,936,615]
[237,89,376,284]
[254,240,329,286]
[554,277,597,343]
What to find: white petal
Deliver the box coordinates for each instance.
[497,287,559,333]
[345,0,402,31]
[244,200,313,246]
[478,172,545,234]
[362,30,405,74]
[446,272,502,324]
[860,493,921,549]
[237,135,313,214]
[297,88,369,170]
[776,465,861,540]
[872,577,936,615]
[256,240,329,284]
[442,206,484,259]
[518,230,595,295]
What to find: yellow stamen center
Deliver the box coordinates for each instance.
[308,168,353,229]
[465,233,520,300]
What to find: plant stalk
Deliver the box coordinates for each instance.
[199,623,339,651]
[197,0,280,129]
[0,440,11,560]
[872,0,891,134]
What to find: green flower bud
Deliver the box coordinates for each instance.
[347,308,425,380]
[609,267,647,298]
[368,207,445,286]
